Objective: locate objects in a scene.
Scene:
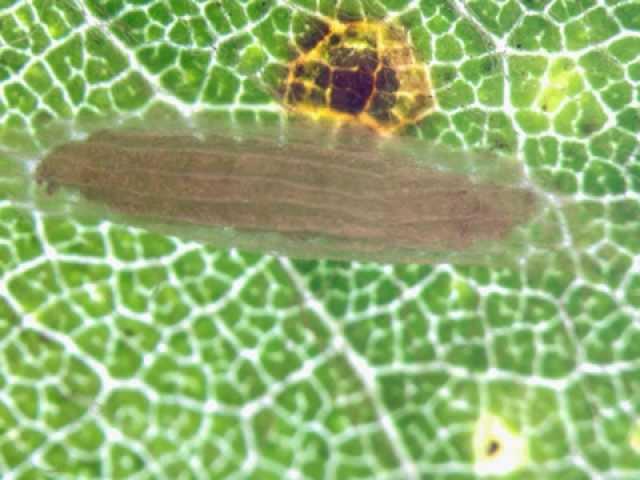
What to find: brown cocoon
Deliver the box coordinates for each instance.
[36,128,540,262]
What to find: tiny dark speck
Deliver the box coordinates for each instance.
[579,121,598,135]
[487,441,500,456]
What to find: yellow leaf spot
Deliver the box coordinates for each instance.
[630,421,640,453]
[473,413,528,477]
[539,58,583,113]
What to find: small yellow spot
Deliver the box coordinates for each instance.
[539,58,583,112]
[473,413,528,477]
[630,421,640,453]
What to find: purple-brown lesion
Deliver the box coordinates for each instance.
[330,68,375,114]
[281,16,435,133]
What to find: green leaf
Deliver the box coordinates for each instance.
[1,0,640,478]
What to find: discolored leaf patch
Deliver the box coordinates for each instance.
[278,17,436,135]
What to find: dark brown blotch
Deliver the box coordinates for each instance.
[287,82,306,104]
[370,91,396,114]
[330,68,375,115]
[294,63,305,77]
[314,63,331,89]
[330,87,369,114]
[370,108,398,125]
[297,18,330,52]
[294,61,331,90]
[333,69,374,94]
[376,67,399,92]
[309,88,326,106]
